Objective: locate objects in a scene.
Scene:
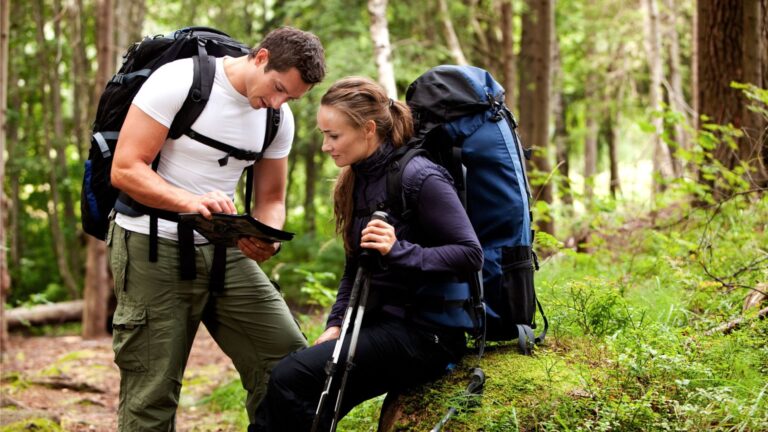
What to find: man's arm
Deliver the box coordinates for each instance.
[237,156,288,262]
[111,105,236,218]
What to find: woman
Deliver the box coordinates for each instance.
[251,77,483,431]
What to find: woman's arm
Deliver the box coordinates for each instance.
[386,172,483,273]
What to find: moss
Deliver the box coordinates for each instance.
[0,418,62,432]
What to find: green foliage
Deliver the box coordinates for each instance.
[0,418,63,432]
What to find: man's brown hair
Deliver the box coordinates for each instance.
[250,26,326,85]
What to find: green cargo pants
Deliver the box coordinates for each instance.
[107,222,307,431]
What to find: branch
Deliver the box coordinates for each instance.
[705,306,768,336]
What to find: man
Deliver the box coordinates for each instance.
[108,27,325,430]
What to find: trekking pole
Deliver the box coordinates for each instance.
[312,211,389,432]
[430,368,486,432]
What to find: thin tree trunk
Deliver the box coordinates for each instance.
[67,0,92,160]
[741,0,767,184]
[643,0,676,193]
[552,35,572,208]
[0,0,10,356]
[51,0,82,283]
[483,0,503,77]
[34,0,80,299]
[437,0,468,65]
[584,73,598,204]
[368,0,397,98]
[519,0,554,235]
[468,0,489,58]
[82,0,114,339]
[500,0,517,111]
[303,138,318,235]
[553,90,572,207]
[664,0,690,156]
[608,89,623,199]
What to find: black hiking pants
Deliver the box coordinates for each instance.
[250,312,465,431]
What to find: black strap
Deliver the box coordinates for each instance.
[187,129,262,166]
[168,43,215,139]
[385,146,427,219]
[210,245,226,292]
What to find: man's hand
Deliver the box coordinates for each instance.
[187,190,237,219]
[238,237,280,263]
[314,326,340,345]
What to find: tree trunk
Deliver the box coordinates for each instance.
[468,0,489,60]
[437,0,468,65]
[0,0,9,358]
[51,0,82,285]
[67,0,93,161]
[741,0,767,184]
[33,0,80,300]
[500,0,517,111]
[115,0,146,69]
[6,301,84,330]
[607,93,622,199]
[584,73,598,204]
[82,0,115,339]
[696,1,743,166]
[664,0,691,157]
[552,36,572,208]
[643,0,676,193]
[368,0,397,98]
[519,0,554,235]
[303,137,319,235]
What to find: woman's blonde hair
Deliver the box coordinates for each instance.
[320,77,414,253]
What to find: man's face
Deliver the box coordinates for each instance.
[245,49,311,110]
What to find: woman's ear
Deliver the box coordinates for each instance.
[364,120,377,141]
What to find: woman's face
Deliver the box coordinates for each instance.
[317,105,377,167]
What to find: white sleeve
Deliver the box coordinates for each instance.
[131,58,194,128]
[262,103,295,159]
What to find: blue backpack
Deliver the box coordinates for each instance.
[389,65,548,354]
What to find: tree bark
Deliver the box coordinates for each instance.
[82,0,114,339]
[519,0,554,235]
[643,0,676,193]
[0,0,9,359]
[500,0,517,111]
[368,0,397,98]
[437,0,468,65]
[696,1,743,164]
[741,0,767,184]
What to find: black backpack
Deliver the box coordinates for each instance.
[388,65,548,354]
[81,27,280,241]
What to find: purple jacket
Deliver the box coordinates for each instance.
[326,141,483,329]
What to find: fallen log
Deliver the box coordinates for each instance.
[6,300,84,330]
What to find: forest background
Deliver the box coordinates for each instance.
[0,0,767,431]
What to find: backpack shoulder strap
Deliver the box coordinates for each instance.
[243,107,282,214]
[385,146,429,220]
[168,43,215,140]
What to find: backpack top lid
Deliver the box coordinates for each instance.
[405,65,505,140]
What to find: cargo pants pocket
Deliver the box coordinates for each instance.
[112,302,149,373]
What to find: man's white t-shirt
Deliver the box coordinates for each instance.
[115,57,294,242]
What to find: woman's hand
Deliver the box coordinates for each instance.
[314,326,341,345]
[360,219,396,255]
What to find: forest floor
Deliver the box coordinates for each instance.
[1,327,241,431]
